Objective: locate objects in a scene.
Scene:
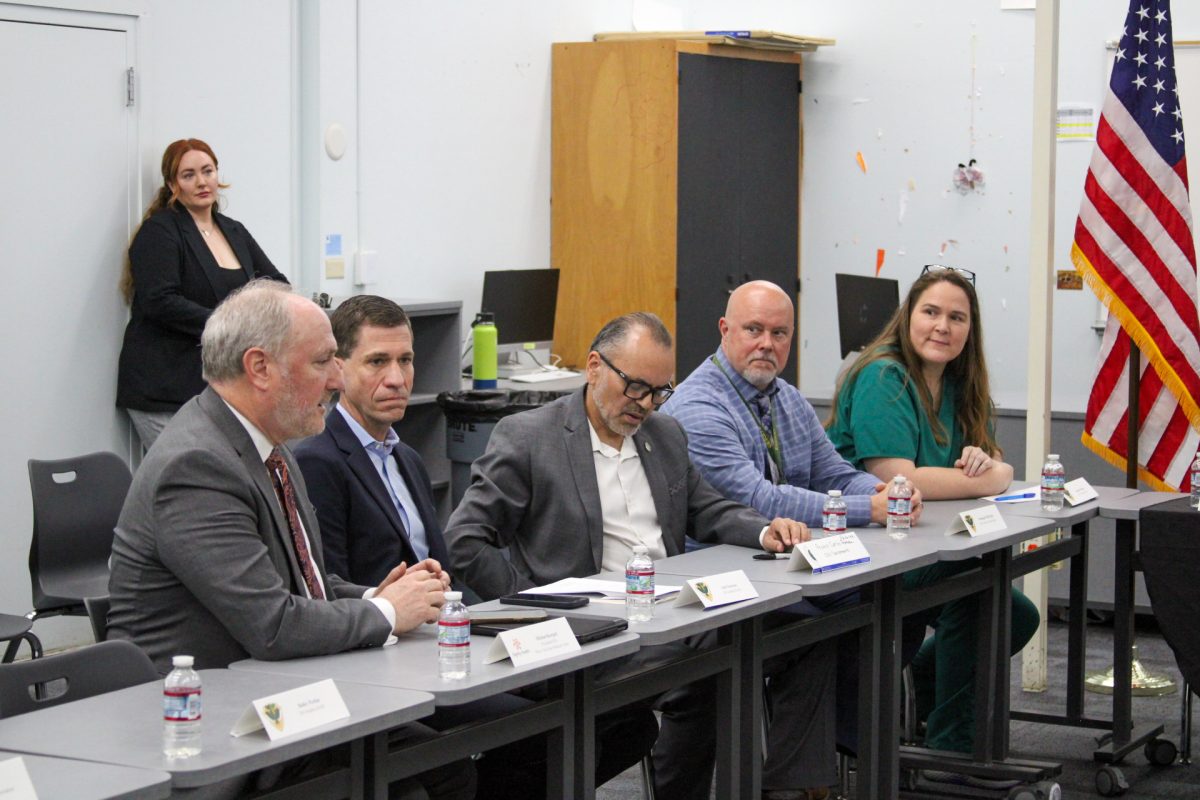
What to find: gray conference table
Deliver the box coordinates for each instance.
[0,670,434,799]
[233,624,640,799]
[468,578,803,799]
[1093,490,1182,768]
[643,536,940,799]
[997,487,1180,771]
[0,753,170,800]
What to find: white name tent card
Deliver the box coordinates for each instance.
[484,616,581,667]
[945,504,1008,537]
[674,570,758,609]
[230,679,349,741]
[1063,477,1099,506]
[787,532,871,574]
[0,756,38,800]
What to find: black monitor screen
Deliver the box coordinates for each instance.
[835,274,900,358]
[481,269,560,346]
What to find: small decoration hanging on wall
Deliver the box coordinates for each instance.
[952,159,985,195]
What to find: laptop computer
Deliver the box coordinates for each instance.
[470,614,628,644]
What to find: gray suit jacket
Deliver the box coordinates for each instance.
[445,388,768,601]
[108,387,392,673]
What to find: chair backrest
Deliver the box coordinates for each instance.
[27,452,131,613]
[0,640,158,718]
[83,596,110,642]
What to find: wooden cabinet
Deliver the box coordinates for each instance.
[551,38,809,383]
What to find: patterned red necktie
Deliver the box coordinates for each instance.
[265,449,325,600]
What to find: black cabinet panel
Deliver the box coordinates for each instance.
[676,53,799,384]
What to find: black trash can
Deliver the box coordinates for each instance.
[436,390,541,508]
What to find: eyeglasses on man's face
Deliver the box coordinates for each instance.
[922,264,976,285]
[596,351,675,406]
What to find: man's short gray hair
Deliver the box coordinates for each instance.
[588,311,672,356]
[201,279,295,383]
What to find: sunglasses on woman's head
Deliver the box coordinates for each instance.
[921,264,976,285]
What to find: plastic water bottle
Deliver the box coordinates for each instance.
[438,591,471,680]
[822,490,847,536]
[471,312,498,389]
[163,655,202,759]
[1041,454,1065,512]
[625,545,655,623]
[887,475,913,538]
[1190,453,1200,508]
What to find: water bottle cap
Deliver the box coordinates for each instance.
[632,545,649,554]
[171,655,194,668]
[893,475,907,482]
[1047,454,1059,460]
[445,591,462,601]
[828,490,842,497]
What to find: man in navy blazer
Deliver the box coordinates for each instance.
[295,297,449,588]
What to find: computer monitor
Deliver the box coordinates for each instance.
[480,268,560,374]
[835,274,900,358]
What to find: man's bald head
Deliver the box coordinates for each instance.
[719,280,795,390]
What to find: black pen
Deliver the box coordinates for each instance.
[752,553,783,561]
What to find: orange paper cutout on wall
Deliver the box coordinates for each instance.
[875,249,885,276]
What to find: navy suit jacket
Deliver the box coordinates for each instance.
[294,407,450,587]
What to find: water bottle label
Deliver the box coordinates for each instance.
[626,568,655,596]
[822,510,846,531]
[1041,472,1065,490]
[887,497,911,516]
[164,689,201,721]
[438,619,470,648]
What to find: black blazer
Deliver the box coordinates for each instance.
[116,206,287,412]
[294,407,451,587]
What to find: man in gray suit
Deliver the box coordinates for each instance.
[108,280,466,799]
[445,312,834,800]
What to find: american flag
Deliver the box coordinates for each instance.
[1073,0,1200,491]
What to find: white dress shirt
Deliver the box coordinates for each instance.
[589,421,669,573]
[222,400,396,633]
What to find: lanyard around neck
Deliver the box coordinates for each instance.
[710,356,785,482]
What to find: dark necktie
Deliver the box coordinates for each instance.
[752,393,779,482]
[265,449,325,600]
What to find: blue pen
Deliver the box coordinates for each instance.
[994,491,1036,502]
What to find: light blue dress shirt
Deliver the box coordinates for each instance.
[335,404,430,561]
[661,348,881,528]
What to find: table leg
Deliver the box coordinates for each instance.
[990,548,1013,760]
[859,577,900,800]
[713,625,741,796]
[737,616,764,799]
[545,674,576,797]
[1112,518,1136,747]
[571,667,597,800]
[973,550,1001,763]
[1066,520,1089,723]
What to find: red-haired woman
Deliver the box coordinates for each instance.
[117,139,287,448]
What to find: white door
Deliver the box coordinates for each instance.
[0,9,137,649]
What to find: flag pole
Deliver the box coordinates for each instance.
[1127,342,1139,489]
[1083,336,1175,695]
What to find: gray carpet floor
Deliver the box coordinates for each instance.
[596,617,1199,798]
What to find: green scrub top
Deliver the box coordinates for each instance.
[827,358,963,470]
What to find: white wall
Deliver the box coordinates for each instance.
[9,0,1198,650]
[138,0,296,279]
[339,0,1200,413]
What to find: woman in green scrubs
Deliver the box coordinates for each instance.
[827,265,1039,761]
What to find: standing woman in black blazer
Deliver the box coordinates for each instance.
[117,139,288,449]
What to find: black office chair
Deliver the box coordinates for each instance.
[83,596,110,643]
[0,613,41,663]
[27,452,131,620]
[0,640,157,718]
